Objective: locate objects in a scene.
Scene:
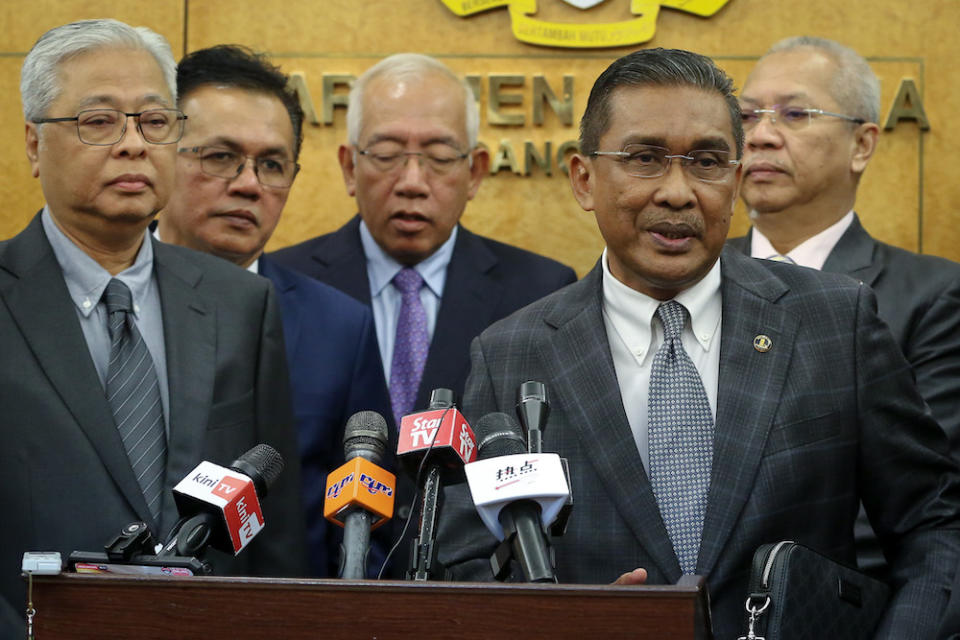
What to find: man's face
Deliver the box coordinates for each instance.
[569,84,741,300]
[739,48,868,217]
[339,71,488,265]
[161,86,295,267]
[25,47,176,238]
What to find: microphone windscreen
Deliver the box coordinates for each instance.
[343,411,389,464]
[229,444,284,499]
[475,413,527,459]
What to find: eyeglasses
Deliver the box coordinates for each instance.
[31,109,186,145]
[741,105,865,131]
[589,144,740,183]
[357,146,470,175]
[178,146,300,189]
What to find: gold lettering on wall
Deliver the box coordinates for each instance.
[524,140,552,176]
[488,75,526,125]
[532,75,573,126]
[322,74,355,125]
[884,78,931,131]
[288,73,320,125]
[490,138,523,174]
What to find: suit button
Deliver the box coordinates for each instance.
[398,504,411,520]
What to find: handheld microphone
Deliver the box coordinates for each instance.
[516,381,549,454]
[396,388,477,580]
[161,444,282,559]
[465,412,568,583]
[323,411,396,579]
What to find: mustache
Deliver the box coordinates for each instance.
[641,211,705,237]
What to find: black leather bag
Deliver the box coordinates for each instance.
[739,540,890,640]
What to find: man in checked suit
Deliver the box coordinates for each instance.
[436,48,960,639]
[0,20,306,633]
[727,36,960,577]
[157,45,389,577]
[271,53,576,568]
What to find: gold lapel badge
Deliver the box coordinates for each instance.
[753,334,772,353]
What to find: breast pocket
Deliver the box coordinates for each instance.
[207,389,255,430]
[764,409,844,456]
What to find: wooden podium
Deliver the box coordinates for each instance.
[29,573,711,639]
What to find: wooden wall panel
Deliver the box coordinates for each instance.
[1,0,957,276]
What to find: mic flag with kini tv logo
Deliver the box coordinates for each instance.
[465,453,569,540]
[172,461,264,555]
[324,458,396,529]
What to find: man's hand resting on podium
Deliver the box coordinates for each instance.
[614,568,648,585]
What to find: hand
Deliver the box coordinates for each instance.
[613,568,648,585]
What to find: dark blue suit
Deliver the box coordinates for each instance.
[269,216,577,576]
[258,255,390,577]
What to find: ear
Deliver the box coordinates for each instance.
[568,153,596,212]
[465,145,490,201]
[850,122,880,175]
[338,144,358,196]
[25,123,40,178]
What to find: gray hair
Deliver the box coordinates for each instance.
[764,36,880,124]
[346,53,479,150]
[21,18,177,121]
[579,48,743,157]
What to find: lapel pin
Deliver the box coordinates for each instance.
[753,334,772,353]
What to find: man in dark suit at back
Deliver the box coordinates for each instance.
[728,36,960,576]
[0,20,307,635]
[436,48,960,639]
[271,53,576,565]
[156,45,389,577]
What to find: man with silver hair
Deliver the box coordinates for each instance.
[728,36,960,577]
[0,19,307,631]
[271,53,576,574]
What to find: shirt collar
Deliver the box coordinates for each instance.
[358,218,458,298]
[42,206,155,319]
[601,247,722,354]
[750,210,855,270]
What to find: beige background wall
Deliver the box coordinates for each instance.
[1,0,955,276]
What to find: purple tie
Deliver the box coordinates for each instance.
[390,268,430,425]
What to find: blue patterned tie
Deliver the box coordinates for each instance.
[389,268,429,426]
[648,300,714,574]
[104,278,167,523]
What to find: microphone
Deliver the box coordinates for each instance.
[323,411,396,579]
[516,381,549,454]
[465,412,569,583]
[396,388,477,580]
[161,444,283,559]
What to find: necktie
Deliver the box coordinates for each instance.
[765,253,796,264]
[389,268,429,426]
[104,278,166,523]
[648,300,714,574]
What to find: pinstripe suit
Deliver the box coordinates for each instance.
[438,247,960,640]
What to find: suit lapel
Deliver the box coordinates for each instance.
[259,256,301,364]
[821,214,882,287]
[541,265,681,579]
[309,216,373,305]
[153,240,216,532]
[417,226,503,408]
[0,216,156,526]
[696,249,797,576]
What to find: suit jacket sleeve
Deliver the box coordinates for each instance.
[247,284,310,577]
[855,283,960,637]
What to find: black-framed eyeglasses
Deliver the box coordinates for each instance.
[178,146,300,189]
[589,144,740,183]
[740,105,866,131]
[357,146,470,175]
[31,108,187,145]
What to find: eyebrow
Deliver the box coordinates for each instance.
[620,136,731,152]
[739,92,810,106]
[75,94,174,110]
[202,136,291,157]
[364,133,463,149]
